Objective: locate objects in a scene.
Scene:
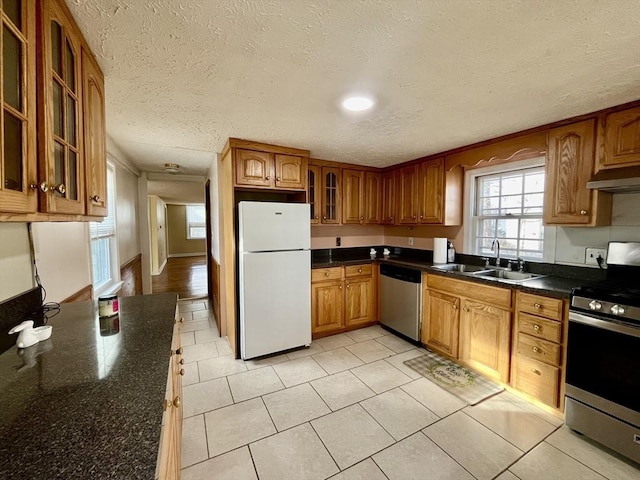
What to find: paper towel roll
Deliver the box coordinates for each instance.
[433,237,448,264]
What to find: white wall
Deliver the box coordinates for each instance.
[31,222,92,303]
[115,162,140,264]
[0,223,34,301]
[207,154,220,261]
[148,195,167,275]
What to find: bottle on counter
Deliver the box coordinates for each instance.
[447,241,456,263]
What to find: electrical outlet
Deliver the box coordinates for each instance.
[408,237,414,246]
[336,237,341,247]
[585,247,607,266]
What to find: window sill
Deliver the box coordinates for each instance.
[94,281,124,299]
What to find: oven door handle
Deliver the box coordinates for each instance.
[569,311,640,338]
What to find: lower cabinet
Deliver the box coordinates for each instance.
[311,263,376,337]
[422,290,460,358]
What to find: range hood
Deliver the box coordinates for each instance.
[586,166,640,193]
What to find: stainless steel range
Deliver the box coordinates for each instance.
[566,241,640,464]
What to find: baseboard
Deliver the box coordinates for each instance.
[61,284,93,303]
[168,253,207,258]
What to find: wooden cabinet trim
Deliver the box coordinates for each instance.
[600,106,640,169]
[426,274,512,309]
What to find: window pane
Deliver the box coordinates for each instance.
[501,174,522,195]
[501,195,522,214]
[54,142,64,197]
[189,227,206,239]
[51,21,62,76]
[524,172,545,193]
[3,25,23,111]
[496,218,519,238]
[481,178,500,197]
[477,218,496,238]
[521,218,543,239]
[3,111,23,191]
[92,237,111,287]
[53,80,63,137]
[478,196,500,215]
[4,0,22,29]
[68,149,77,200]
[66,94,76,147]
[65,39,75,92]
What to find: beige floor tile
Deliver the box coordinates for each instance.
[344,325,388,342]
[262,383,331,431]
[286,342,325,360]
[311,404,394,469]
[181,447,257,480]
[423,412,522,480]
[401,378,466,417]
[194,328,219,344]
[181,414,208,468]
[198,354,247,381]
[351,359,412,393]
[361,388,439,440]
[346,339,395,363]
[330,458,387,480]
[314,333,356,351]
[180,320,214,333]
[181,331,195,347]
[205,398,276,457]
[310,370,376,411]
[182,341,219,363]
[384,349,427,380]
[192,309,210,320]
[546,426,640,480]
[463,394,557,451]
[510,442,606,480]
[181,361,200,386]
[183,377,233,417]
[214,338,233,356]
[244,353,289,371]
[494,472,520,480]
[250,423,339,480]
[312,347,364,374]
[374,333,417,353]
[373,432,475,480]
[271,357,327,387]
[179,311,194,322]
[499,390,564,427]
[227,367,285,403]
[179,302,207,312]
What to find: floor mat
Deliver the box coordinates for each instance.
[404,350,504,405]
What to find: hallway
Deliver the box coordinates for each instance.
[152,256,208,299]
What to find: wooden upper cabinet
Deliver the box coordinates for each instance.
[37,0,85,215]
[342,169,364,224]
[82,47,106,216]
[381,170,395,224]
[417,158,444,224]
[321,167,341,224]
[364,171,381,224]
[600,106,640,169]
[235,149,272,187]
[397,164,418,224]
[0,0,38,214]
[544,119,609,225]
[308,165,321,223]
[275,154,306,189]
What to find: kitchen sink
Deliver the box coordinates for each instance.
[470,269,546,282]
[431,264,491,273]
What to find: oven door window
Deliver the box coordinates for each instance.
[566,319,640,413]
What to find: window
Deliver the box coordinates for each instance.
[186,205,206,239]
[472,166,545,261]
[90,163,119,295]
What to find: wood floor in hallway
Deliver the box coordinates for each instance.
[152,256,208,299]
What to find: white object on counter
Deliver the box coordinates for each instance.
[370,248,377,259]
[8,320,52,349]
[433,237,448,264]
[383,248,391,258]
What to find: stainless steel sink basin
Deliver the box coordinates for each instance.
[431,264,490,273]
[470,269,545,282]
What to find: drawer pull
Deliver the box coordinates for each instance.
[325,272,329,277]
[533,324,541,332]
[179,369,185,376]
[534,303,542,309]
[463,307,470,312]
[178,317,184,323]
[179,359,185,365]
[532,346,541,353]
[580,210,588,215]
[163,399,172,411]
[531,368,541,376]
[173,396,181,408]
[358,268,362,273]
[346,284,350,288]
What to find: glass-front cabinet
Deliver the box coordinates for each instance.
[322,167,340,224]
[0,0,37,213]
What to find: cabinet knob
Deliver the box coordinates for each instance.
[179,359,185,365]
[315,216,319,219]
[346,283,350,288]
[265,176,270,180]
[419,215,424,219]
[178,317,184,323]
[163,399,172,411]
[39,182,50,193]
[463,307,469,312]
[179,368,185,376]
[90,194,102,203]
[173,396,181,407]
[580,210,588,215]
[452,304,458,310]
[532,346,541,353]
[53,183,66,195]
[358,268,362,273]
[175,347,183,355]
[533,303,542,309]
[412,215,416,219]
[277,176,281,181]
[29,183,39,191]
[530,368,541,376]
[322,216,327,220]
[533,324,541,332]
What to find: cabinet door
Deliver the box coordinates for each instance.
[364,171,381,224]
[381,170,395,224]
[345,276,374,327]
[235,149,273,187]
[308,165,321,224]
[275,154,306,190]
[544,119,596,225]
[342,169,364,224]
[417,158,443,224]
[601,107,640,168]
[38,0,85,214]
[311,280,343,334]
[0,0,37,213]
[423,290,459,357]
[82,48,106,216]
[321,167,341,224]
[397,164,418,224]
[459,299,511,383]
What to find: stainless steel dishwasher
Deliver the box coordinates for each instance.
[380,263,422,341]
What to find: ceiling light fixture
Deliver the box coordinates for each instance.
[342,95,374,112]
[164,163,180,173]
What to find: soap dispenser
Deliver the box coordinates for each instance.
[447,241,455,263]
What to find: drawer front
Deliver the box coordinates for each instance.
[514,354,560,408]
[345,264,373,278]
[517,292,563,321]
[426,274,511,309]
[517,312,562,343]
[312,267,342,282]
[517,333,562,366]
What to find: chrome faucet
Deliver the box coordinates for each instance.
[491,239,500,267]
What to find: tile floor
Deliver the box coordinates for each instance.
[176,298,639,480]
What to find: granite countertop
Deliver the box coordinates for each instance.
[0,292,178,480]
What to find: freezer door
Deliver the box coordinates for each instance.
[240,249,311,359]
[239,201,310,252]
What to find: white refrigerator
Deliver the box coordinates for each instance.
[238,201,311,360]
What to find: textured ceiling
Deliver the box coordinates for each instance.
[67,0,640,176]
[147,174,205,204]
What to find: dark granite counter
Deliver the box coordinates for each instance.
[0,292,178,480]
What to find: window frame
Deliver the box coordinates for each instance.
[185,204,206,240]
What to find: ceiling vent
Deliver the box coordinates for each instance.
[164,163,180,173]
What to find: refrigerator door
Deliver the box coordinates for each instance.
[239,201,310,253]
[239,249,311,359]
